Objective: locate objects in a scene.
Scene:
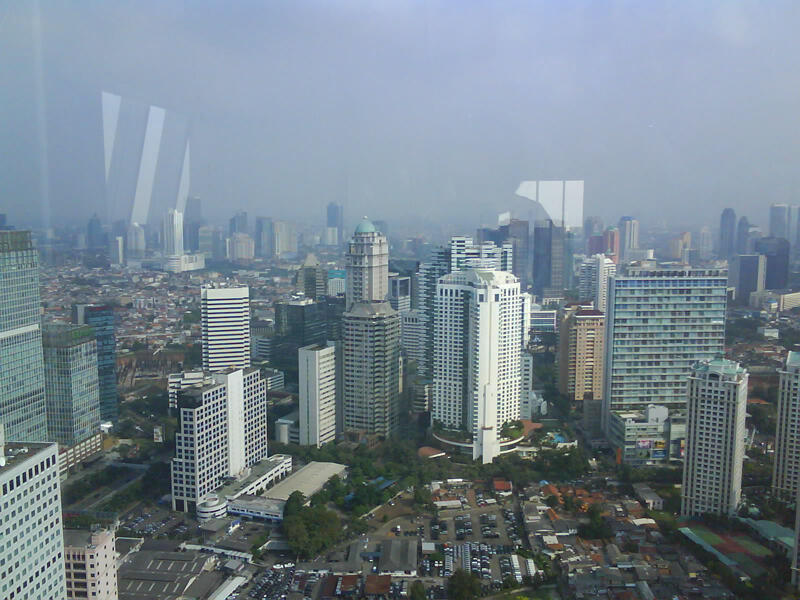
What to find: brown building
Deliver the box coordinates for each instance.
[558,308,605,405]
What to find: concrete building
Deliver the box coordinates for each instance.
[432,270,525,463]
[388,273,412,313]
[299,343,338,447]
[72,303,118,423]
[298,254,328,299]
[618,216,640,263]
[681,359,747,517]
[171,368,268,512]
[401,310,425,366]
[63,528,118,600]
[342,302,401,438]
[558,309,605,405]
[326,202,344,246]
[754,236,791,290]
[227,232,255,261]
[729,254,766,305]
[773,352,800,501]
[0,427,67,600]
[0,230,48,441]
[719,208,736,258]
[162,208,184,256]
[603,263,727,443]
[345,218,389,310]
[201,285,251,372]
[578,254,616,313]
[607,405,686,466]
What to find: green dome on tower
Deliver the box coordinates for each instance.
[355,217,377,234]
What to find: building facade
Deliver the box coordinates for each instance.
[72,303,118,422]
[681,359,747,517]
[578,254,616,313]
[345,219,389,310]
[299,343,338,447]
[0,430,67,600]
[773,352,800,501]
[201,286,251,372]
[63,528,118,600]
[0,230,48,441]
[558,309,605,405]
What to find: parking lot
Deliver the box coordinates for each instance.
[120,504,194,539]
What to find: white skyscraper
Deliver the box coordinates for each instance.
[299,343,338,447]
[171,368,268,512]
[163,208,184,256]
[578,254,616,313]
[618,217,640,262]
[681,359,747,517]
[432,270,525,464]
[773,352,800,500]
[345,218,389,310]
[201,286,251,372]
[0,425,67,600]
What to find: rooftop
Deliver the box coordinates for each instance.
[264,461,347,501]
[0,442,55,476]
[216,454,293,499]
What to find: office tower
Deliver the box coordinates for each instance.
[478,219,530,287]
[432,270,525,464]
[342,302,401,437]
[696,226,713,260]
[63,528,118,600]
[327,269,346,296]
[617,216,639,262]
[558,308,605,405]
[754,236,790,289]
[584,216,604,237]
[388,273,412,313]
[271,299,328,371]
[773,352,800,501]
[126,222,146,258]
[198,225,225,259]
[201,286,251,372]
[109,235,125,266]
[769,203,799,246]
[72,303,118,422]
[298,254,328,299]
[0,230,47,441]
[42,324,101,447]
[401,310,425,365]
[578,254,616,313]
[162,208,184,256]
[183,195,203,252]
[736,216,750,254]
[603,227,620,264]
[229,211,248,236]
[681,359,747,517]
[729,255,766,305]
[0,427,67,599]
[171,367,268,512]
[603,264,727,439]
[667,231,691,261]
[254,216,274,258]
[299,343,338,447]
[345,218,389,310]
[586,234,605,256]
[719,208,736,258]
[227,232,255,260]
[87,213,105,249]
[327,202,344,246]
[532,219,565,296]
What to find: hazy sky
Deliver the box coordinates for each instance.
[3,1,800,234]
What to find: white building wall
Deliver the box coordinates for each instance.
[201,286,251,372]
[773,352,800,500]
[299,343,338,447]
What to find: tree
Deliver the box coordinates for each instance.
[285,491,306,518]
[545,495,559,508]
[410,581,426,600]
[448,570,481,600]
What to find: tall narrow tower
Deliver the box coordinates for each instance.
[163,208,184,256]
[681,359,747,517]
[201,286,251,372]
[345,218,389,310]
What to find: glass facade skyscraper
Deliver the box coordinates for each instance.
[0,230,47,441]
[73,303,118,422]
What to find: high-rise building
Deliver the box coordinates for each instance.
[681,359,747,517]
[432,270,525,463]
[272,220,298,257]
[773,352,800,501]
[401,310,425,365]
[477,219,530,287]
[728,254,766,305]
[0,230,48,441]
[63,528,118,600]
[603,227,620,264]
[272,298,328,371]
[183,196,203,252]
[578,254,616,313]
[754,236,790,289]
[603,263,727,443]
[618,216,639,263]
[0,427,67,600]
[226,232,255,261]
[327,202,344,246]
[342,302,401,438]
[87,213,105,250]
[254,216,274,258]
[719,208,736,258]
[229,211,248,236]
[769,203,799,246]
[346,218,389,310]
[126,222,146,258]
[162,208,184,256]
[201,286,251,372]
[198,225,225,260]
[298,343,338,447]
[42,324,101,449]
[532,219,566,296]
[736,216,751,254]
[72,303,118,422]
[388,273,412,313]
[171,367,268,512]
[109,235,125,266]
[558,308,605,406]
[298,254,327,299]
